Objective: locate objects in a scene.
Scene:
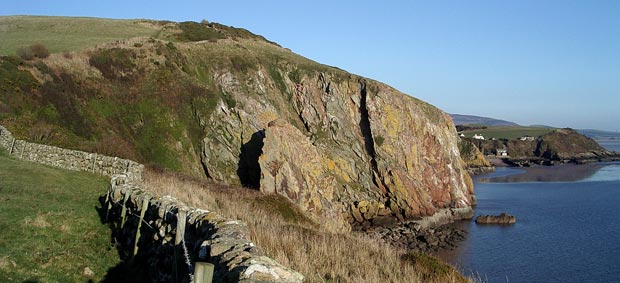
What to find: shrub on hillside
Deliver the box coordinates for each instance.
[90,135,138,160]
[16,44,50,60]
[89,48,137,81]
[176,21,225,42]
[27,122,56,142]
[0,56,40,96]
[30,44,50,58]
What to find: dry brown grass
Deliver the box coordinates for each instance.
[143,168,468,283]
[44,52,104,80]
[23,213,51,228]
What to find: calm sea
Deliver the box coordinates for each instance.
[439,163,620,283]
[598,140,620,152]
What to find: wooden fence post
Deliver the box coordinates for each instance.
[133,197,150,256]
[9,138,15,155]
[92,153,97,174]
[20,142,25,159]
[120,190,131,228]
[175,210,187,245]
[194,262,214,283]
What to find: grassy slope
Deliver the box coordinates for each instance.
[0,16,161,55]
[144,169,468,283]
[461,126,553,140]
[0,149,119,282]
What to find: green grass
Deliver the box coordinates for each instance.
[176,21,225,42]
[461,126,554,140]
[0,149,119,282]
[0,16,161,55]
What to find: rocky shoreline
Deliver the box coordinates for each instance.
[361,207,473,254]
[365,222,468,253]
[466,166,495,175]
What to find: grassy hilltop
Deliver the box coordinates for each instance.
[0,16,161,55]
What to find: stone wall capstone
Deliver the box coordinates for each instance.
[0,125,303,283]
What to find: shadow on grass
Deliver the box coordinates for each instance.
[100,258,150,283]
[96,199,151,283]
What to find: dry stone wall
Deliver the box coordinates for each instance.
[0,125,143,182]
[0,125,302,283]
[104,175,303,283]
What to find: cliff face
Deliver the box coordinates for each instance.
[203,61,474,231]
[458,138,492,174]
[0,19,473,231]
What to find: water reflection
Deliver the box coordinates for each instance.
[477,163,619,183]
[581,163,620,182]
[598,140,620,152]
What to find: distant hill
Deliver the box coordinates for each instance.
[458,126,554,140]
[577,129,620,140]
[450,114,519,126]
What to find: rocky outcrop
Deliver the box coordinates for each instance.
[458,137,494,175]
[258,119,347,231]
[198,57,475,231]
[475,213,516,225]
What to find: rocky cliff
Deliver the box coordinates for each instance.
[458,138,492,175]
[0,18,473,231]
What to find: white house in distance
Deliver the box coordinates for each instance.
[496,148,508,157]
[520,136,535,141]
[473,134,485,140]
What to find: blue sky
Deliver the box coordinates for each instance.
[2,1,619,131]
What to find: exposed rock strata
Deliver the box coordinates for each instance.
[200,66,475,231]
